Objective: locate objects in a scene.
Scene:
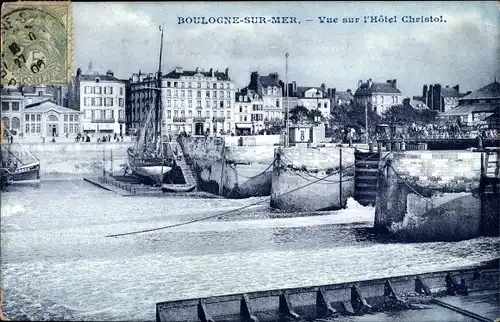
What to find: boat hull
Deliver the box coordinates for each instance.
[132,165,172,184]
[161,183,196,193]
[11,162,40,183]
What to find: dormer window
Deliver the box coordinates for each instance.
[239,95,243,101]
[95,78,100,83]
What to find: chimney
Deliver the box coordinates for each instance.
[292,81,297,94]
[321,83,326,93]
[269,72,279,83]
[106,70,114,77]
[392,79,397,88]
[209,68,214,77]
[422,84,428,101]
[195,67,199,73]
[250,72,259,89]
[175,67,183,73]
[453,84,459,93]
[368,78,373,87]
[446,85,449,88]
[347,89,351,93]
[225,67,229,78]
[76,68,81,78]
[358,80,363,88]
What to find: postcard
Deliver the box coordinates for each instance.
[1,1,499,321]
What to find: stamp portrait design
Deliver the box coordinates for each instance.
[1,1,71,85]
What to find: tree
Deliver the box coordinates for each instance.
[382,104,438,126]
[289,105,323,124]
[330,101,381,133]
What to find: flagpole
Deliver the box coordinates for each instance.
[285,53,289,148]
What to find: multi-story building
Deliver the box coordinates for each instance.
[246,72,283,130]
[442,79,499,125]
[1,86,24,136]
[76,69,127,135]
[129,67,235,136]
[292,84,331,119]
[332,89,354,107]
[234,89,264,135]
[354,79,402,115]
[422,84,464,113]
[21,85,69,108]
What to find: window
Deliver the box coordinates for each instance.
[181,82,185,88]
[1,102,8,111]
[239,107,243,113]
[36,124,41,133]
[220,101,224,108]
[181,110,185,117]
[188,110,192,118]
[206,111,210,118]
[239,115,243,122]
[12,102,19,111]
[213,83,217,89]
[227,111,231,119]
[244,116,247,121]
[324,103,327,108]
[120,87,124,95]
[95,86,101,94]
[31,114,36,121]
[167,110,171,118]
[317,103,321,109]
[219,91,224,98]
[166,89,171,97]
[174,110,179,117]
[167,82,171,87]
[188,100,192,108]
[197,111,202,117]
[188,82,192,88]
[91,98,95,106]
[206,91,210,98]
[74,115,79,121]
[198,83,202,88]
[197,91,201,98]
[226,101,230,108]
[25,123,29,133]
[181,90,185,97]
[85,109,91,118]
[197,100,202,108]
[174,82,178,88]
[119,98,124,107]
[95,97,102,106]
[276,100,280,108]
[84,86,92,94]
[64,115,68,122]
[105,86,113,94]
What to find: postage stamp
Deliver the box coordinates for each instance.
[1,1,72,86]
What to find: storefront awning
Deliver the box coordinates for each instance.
[235,123,252,129]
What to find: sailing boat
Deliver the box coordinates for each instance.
[127,24,174,185]
[1,126,40,185]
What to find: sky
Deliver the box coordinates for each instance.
[73,1,499,98]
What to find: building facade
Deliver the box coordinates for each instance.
[442,80,500,125]
[129,67,235,136]
[76,69,127,135]
[23,100,82,137]
[354,79,402,115]
[1,86,24,136]
[234,89,264,135]
[247,72,283,130]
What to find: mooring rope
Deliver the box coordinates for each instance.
[105,151,384,237]
[227,158,276,179]
[388,164,440,207]
[279,153,353,184]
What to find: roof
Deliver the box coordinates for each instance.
[336,91,354,101]
[459,81,500,100]
[78,74,123,82]
[441,87,460,98]
[409,99,429,109]
[163,68,230,81]
[441,103,498,116]
[295,86,324,98]
[236,88,262,102]
[248,73,281,96]
[25,99,82,113]
[355,81,402,96]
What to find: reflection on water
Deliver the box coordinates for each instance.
[1,179,499,321]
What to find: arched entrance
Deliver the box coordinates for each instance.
[46,115,59,137]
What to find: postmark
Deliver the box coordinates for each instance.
[1,1,72,85]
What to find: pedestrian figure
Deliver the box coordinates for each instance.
[51,138,56,143]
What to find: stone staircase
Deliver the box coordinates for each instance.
[480,149,500,194]
[161,141,197,192]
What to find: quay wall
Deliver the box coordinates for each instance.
[5,142,132,175]
[271,147,356,212]
[375,150,499,241]
[223,135,282,147]
[179,137,276,198]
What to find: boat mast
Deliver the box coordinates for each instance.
[158,23,165,184]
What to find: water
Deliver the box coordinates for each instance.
[1,179,499,321]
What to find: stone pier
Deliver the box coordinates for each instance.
[375,150,499,241]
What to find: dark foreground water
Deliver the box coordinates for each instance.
[1,179,499,321]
